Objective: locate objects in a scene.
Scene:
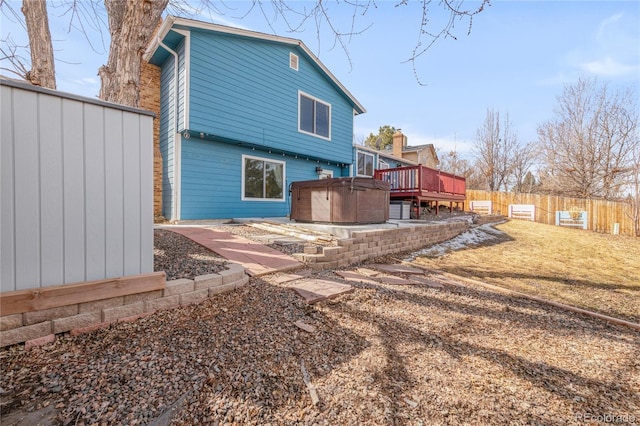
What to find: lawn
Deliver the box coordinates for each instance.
[412,219,640,323]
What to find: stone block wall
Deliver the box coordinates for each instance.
[0,264,248,348]
[293,222,468,270]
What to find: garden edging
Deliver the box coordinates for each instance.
[0,263,249,349]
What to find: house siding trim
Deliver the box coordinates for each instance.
[174,28,191,130]
[174,133,182,220]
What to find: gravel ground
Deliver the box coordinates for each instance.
[1,227,639,425]
[154,230,227,280]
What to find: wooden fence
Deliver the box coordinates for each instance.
[466,190,637,236]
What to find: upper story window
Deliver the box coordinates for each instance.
[357,151,374,177]
[298,91,331,140]
[290,53,299,71]
[242,155,285,201]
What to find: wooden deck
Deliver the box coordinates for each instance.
[374,165,466,215]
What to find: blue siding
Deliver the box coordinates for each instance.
[187,30,355,164]
[180,138,345,219]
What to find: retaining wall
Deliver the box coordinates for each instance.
[293,221,469,270]
[1,221,470,348]
[0,264,248,348]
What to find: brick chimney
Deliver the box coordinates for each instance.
[392,130,407,158]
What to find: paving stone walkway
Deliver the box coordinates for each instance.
[165,226,302,277]
[166,226,448,304]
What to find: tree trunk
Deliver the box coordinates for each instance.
[22,0,56,89]
[98,0,168,107]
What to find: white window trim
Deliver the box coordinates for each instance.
[378,159,389,170]
[241,154,287,202]
[290,52,299,71]
[298,90,331,141]
[357,151,375,177]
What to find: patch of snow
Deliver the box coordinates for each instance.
[405,223,506,260]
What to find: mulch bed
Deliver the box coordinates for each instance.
[1,226,638,425]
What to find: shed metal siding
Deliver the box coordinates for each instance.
[0,80,154,292]
[180,138,344,219]
[187,30,354,164]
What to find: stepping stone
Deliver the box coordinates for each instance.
[289,279,354,304]
[334,270,380,285]
[270,270,312,284]
[355,268,382,277]
[432,276,466,288]
[368,264,425,275]
[374,275,417,285]
[410,276,445,289]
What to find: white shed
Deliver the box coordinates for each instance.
[1,78,154,292]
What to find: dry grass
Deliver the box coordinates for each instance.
[413,219,640,323]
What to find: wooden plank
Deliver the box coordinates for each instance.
[0,272,166,316]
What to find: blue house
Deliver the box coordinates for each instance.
[144,16,365,220]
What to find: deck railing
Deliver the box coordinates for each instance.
[374,165,466,196]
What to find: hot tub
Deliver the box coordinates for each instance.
[290,177,390,224]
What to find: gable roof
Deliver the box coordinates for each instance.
[144,16,365,114]
[355,144,417,166]
[384,143,439,163]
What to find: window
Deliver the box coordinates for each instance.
[298,91,331,140]
[290,53,299,71]
[357,151,374,177]
[378,159,390,170]
[242,155,285,201]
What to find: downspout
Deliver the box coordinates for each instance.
[158,37,181,221]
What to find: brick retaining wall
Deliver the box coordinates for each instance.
[0,264,248,348]
[293,221,469,270]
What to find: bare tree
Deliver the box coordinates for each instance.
[2,0,489,107]
[511,140,538,193]
[21,0,56,88]
[98,0,168,106]
[439,147,483,189]
[473,108,518,191]
[627,142,640,236]
[537,78,639,200]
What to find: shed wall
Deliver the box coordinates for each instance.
[0,80,154,292]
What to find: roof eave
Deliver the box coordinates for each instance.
[143,16,366,114]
